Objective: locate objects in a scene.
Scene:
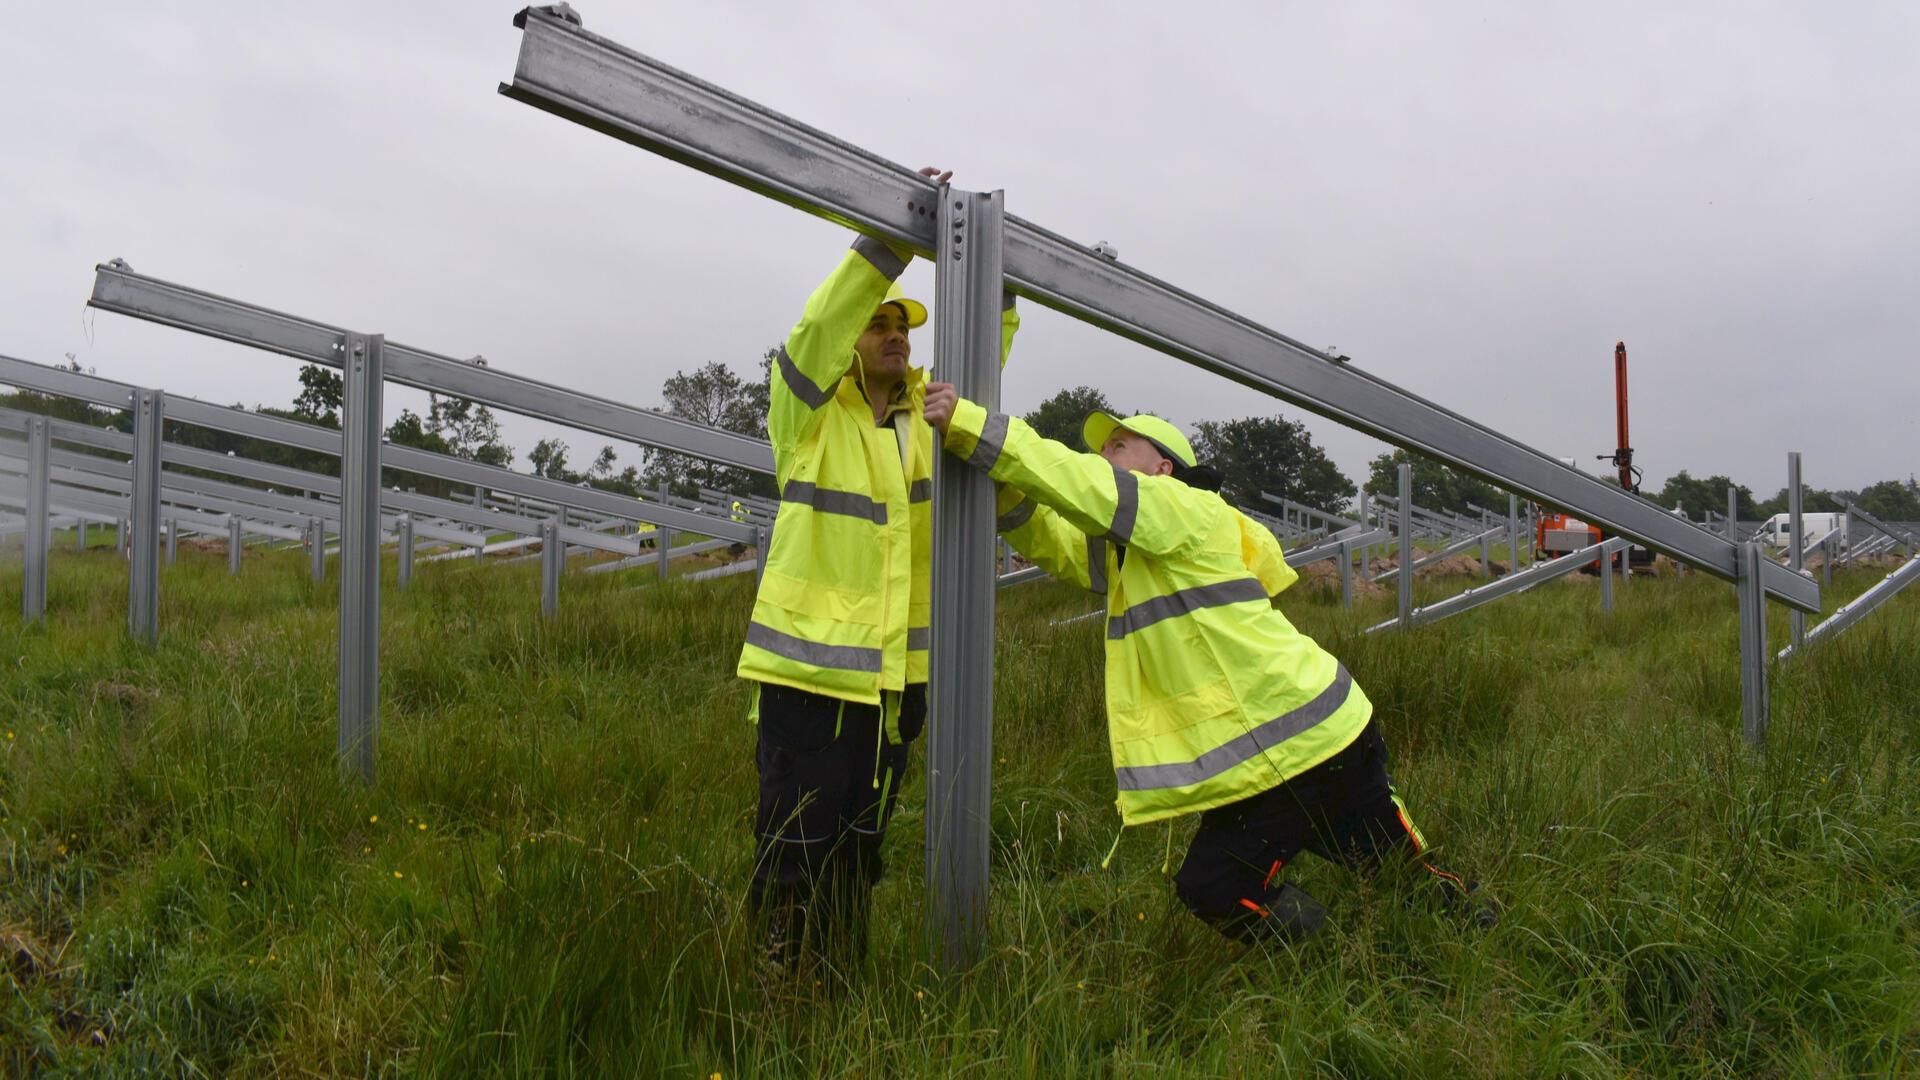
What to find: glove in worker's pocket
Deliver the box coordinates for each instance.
[757,683,843,753]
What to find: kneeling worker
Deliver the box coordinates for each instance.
[922,386,1491,942]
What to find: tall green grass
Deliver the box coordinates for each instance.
[1,544,1916,1076]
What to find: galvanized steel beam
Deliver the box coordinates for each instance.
[1788,452,1804,649]
[127,389,164,645]
[926,188,1004,972]
[398,513,414,590]
[84,269,774,476]
[494,9,1817,611]
[1364,536,1631,634]
[1779,551,1920,662]
[1396,464,1413,627]
[22,417,49,620]
[540,517,562,616]
[1737,542,1770,746]
[338,333,383,785]
[0,355,754,544]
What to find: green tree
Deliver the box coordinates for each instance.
[1652,470,1757,520]
[291,364,343,427]
[1190,415,1354,512]
[1362,450,1504,516]
[640,355,777,499]
[1021,386,1117,447]
[529,438,573,481]
[1854,478,1920,522]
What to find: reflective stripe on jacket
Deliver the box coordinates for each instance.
[959,401,1370,825]
[739,238,1019,703]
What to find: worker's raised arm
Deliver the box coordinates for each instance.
[934,397,1207,560]
[996,484,1104,593]
[1236,509,1300,597]
[768,236,911,448]
[1000,293,1020,369]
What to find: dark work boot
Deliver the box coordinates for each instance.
[1265,883,1330,940]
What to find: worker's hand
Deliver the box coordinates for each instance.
[923,381,958,437]
[918,165,954,184]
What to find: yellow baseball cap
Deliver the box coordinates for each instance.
[880,283,927,329]
[1082,411,1196,468]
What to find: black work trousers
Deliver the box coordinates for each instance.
[748,681,925,965]
[1172,719,1467,942]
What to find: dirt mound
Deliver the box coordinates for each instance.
[1422,554,1488,578]
[1295,559,1386,599]
[1366,554,1494,580]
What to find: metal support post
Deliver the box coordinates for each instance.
[1478,532,1490,579]
[473,486,485,560]
[22,416,50,621]
[115,517,125,557]
[75,517,86,552]
[540,517,561,617]
[1822,535,1832,590]
[1737,542,1769,746]
[754,525,767,585]
[657,525,673,581]
[127,389,164,645]
[1397,463,1413,627]
[337,333,384,785]
[1788,452,1804,649]
[1727,486,1738,541]
[1357,490,1370,568]
[1600,541,1614,613]
[1337,539,1352,609]
[927,187,1004,972]
[165,517,177,565]
[397,513,414,590]
[1507,494,1520,577]
[228,517,243,574]
[308,516,325,583]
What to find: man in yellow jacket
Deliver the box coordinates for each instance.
[741,174,1019,972]
[923,387,1490,942]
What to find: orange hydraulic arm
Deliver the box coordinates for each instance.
[1600,341,1640,493]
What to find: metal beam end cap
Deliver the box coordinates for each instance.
[514,3,582,29]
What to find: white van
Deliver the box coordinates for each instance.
[1759,512,1848,551]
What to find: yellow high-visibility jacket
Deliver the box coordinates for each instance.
[948,401,1372,825]
[738,236,1018,705]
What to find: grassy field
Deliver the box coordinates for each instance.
[1,540,1917,1076]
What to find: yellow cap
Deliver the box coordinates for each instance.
[881,283,927,329]
[1082,411,1196,468]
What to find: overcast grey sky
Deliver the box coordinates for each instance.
[5,1,1916,499]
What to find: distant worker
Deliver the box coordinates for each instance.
[740,167,1020,977]
[920,392,1493,942]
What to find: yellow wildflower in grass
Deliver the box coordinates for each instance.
[369,815,378,824]
[417,822,426,831]
[392,870,403,879]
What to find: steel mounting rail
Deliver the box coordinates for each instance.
[0,354,755,545]
[498,6,1816,613]
[85,264,775,476]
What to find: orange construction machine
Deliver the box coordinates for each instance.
[1535,342,1654,571]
